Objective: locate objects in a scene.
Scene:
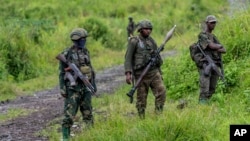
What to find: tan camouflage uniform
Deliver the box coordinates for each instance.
[198,32,222,100]
[124,31,166,118]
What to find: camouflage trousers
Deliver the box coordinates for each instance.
[135,70,166,116]
[198,67,220,100]
[62,85,93,129]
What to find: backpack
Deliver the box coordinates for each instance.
[189,42,199,61]
[189,42,203,67]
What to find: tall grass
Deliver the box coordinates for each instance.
[46,84,249,141]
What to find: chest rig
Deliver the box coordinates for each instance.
[65,46,92,84]
[133,36,157,70]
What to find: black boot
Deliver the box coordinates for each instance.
[62,126,70,141]
[155,105,163,114]
[137,108,145,119]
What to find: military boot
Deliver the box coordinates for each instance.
[62,126,70,141]
[137,108,145,119]
[155,105,163,114]
[83,119,94,129]
[199,99,208,105]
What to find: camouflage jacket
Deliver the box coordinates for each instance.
[198,31,222,61]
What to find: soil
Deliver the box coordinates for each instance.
[0,50,176,141]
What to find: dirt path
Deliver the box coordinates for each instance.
[0,50,176,141]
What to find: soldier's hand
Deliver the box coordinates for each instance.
[126,72,132,84]
[60,88,67,98]
[64,67,71,71]
[217,46,226,53]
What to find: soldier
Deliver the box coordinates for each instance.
[58,28,96,140]
[197,15,226,104]
[124,19,166,119]
[126,16,136,39]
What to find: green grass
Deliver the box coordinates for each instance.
[44,85,249,141]
[0,108,31,123]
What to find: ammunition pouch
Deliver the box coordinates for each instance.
[133,54,150,70]
[80,65,92,79]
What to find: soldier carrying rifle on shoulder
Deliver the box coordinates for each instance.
[126,16,137,40]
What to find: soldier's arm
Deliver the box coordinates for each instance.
[213,35,226,53]
[59,56,67,97]
[124,38,137,74]
[199,32,225,51]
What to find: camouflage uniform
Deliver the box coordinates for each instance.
[58,28,96,140]
[197,18,224,103]
[124,20,166,118]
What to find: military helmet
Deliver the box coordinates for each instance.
[70,28,88,40]
[137,19,153,32]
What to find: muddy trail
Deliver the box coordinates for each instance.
[0,50,176,141]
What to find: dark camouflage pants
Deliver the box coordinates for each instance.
[198,67,220,100]
[62,84,93,128]
[135,70,166,114]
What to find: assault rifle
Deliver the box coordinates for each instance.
[196,44,224,80]
[56,54,97,96]
[126,25,176,103]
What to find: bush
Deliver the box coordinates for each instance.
[81,18,108,41]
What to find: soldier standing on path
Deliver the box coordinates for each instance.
[58,28,97,140]
[197,15,226,104]
[127,16,136,39]
[124,19,166,119]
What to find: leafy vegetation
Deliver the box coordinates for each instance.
[1,0,250,140]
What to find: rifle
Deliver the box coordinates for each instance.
[196,44,223,78]
[126,25,177,103]
[56,54,97,96]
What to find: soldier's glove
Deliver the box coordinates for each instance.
[60,88,67,98]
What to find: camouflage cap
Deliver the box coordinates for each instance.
[205,15,217,22]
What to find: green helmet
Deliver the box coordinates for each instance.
[70,28,88,40]
[137,19,153,32]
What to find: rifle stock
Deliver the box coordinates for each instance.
[126,25,176,103]
[56,54,97,96]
